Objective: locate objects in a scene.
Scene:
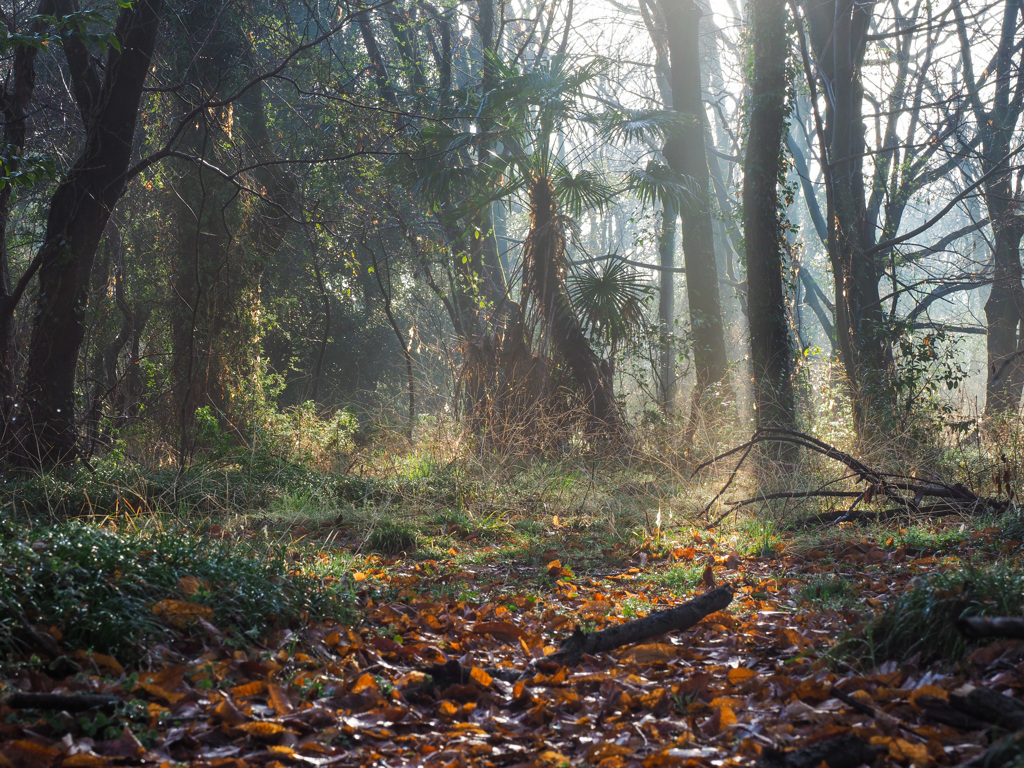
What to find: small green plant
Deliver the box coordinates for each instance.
[798,574,856,610]
[745,518,781,557]
[0,521,358,666]
[619,595,652,619]
[656,562,704,594]
[365,520,419,554]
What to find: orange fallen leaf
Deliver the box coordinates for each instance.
[237,721,288,739]
[727,667,756,684]
[871,736,929,764]
[472,621,526,643]
[533,749,572,767]
[151,599,213,628]
[231,680,267,698]
[267,683,293,715]
[438,700,460,717]
[136,679,185,705]
[178,575,201,596]
[620,643,677,664]
[62,754,111,767]
[8,740,62,760]
[469,666,493,687]
[350,672,378,694]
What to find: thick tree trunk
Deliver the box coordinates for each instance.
[744,0,797,439]
[977,1,1024,416]
[11,0,163,467]
[658,200,678,415]
[660,0,732,444]
[0,2,52,407]
[801,0,896,441]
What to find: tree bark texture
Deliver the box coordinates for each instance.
[743,0,797,437]
[964,0,1024,416]
[660,0,731,442]
[525,175,624,439]
[658,200,678,414]
[801,0,896,441]
[0,2,52,406]
[12,0,164,467]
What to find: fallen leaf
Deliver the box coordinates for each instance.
[727,667,756,684]
[151,599,213,628]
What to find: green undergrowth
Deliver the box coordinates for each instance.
[0,520,359,667]
[798,573,857,610]
[849,565,1024,667]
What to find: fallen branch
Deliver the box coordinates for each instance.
[1,691,123,711]
[757,733,883,768]
[948,685,1024,731]
[829,685,928,742]
[957,730,1024,768]
[958,616,1024,640]
[549,585,734,665]
[418,586,735,688]
[695,429,1005,528]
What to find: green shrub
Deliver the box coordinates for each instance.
[0,521,356,665]
[853,566,1024,666]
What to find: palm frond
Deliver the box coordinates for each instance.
[568,257,653,345]
[553,166,619,218]
[591,108,694,144]
[626,161,698,209]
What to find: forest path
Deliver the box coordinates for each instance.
[0,518,1017,767]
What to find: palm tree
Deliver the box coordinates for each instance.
[407,53,631,442]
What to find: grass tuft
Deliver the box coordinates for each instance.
[365,520,419,554]
[850,566,1024,666]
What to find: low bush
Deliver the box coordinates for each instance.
[0,520,357,666]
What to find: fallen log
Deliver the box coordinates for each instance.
[757,733,883,768]
[1,691,123,711]
[418,585,734,689]
[549,585,734,665]
[958,616,1024,640]
[949,685,1024,732]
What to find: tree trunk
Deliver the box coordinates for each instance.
[973,0,1024,417]
[743,0,797,439]
[0,2,53,407]
[658,200,678,415]
[525,175,624,439]
[801,0,896,441]
[660,0,732,445]
[11,0,164,468]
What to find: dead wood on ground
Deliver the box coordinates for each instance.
[420,585,734,688]
[549,585,734,665]
[958,615,1024,640]
[756,733,883,768]
[694,428,1005,528]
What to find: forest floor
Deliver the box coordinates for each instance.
[1,460,1022,768]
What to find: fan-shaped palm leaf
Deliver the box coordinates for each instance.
[568,258,652,346]
[554,166,618,218]
[627,161,697,209]
[591,108,694,144]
